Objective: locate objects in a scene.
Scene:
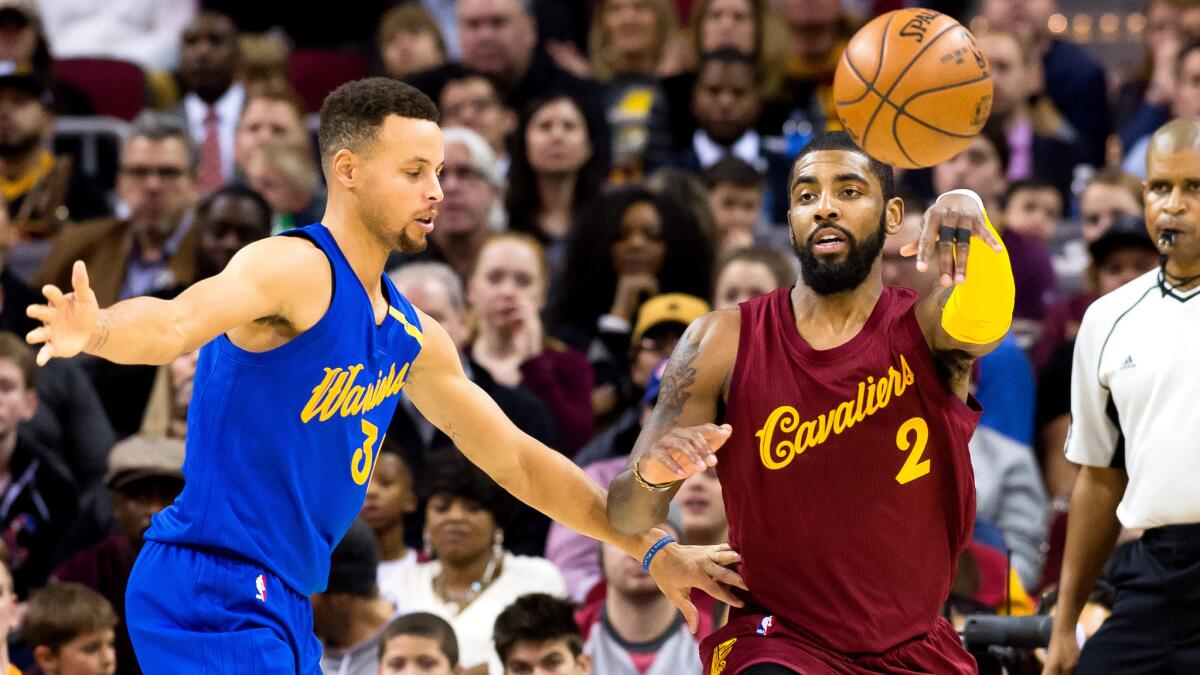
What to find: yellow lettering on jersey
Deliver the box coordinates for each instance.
[300,361,412,424]
[755,355,917,470]
[711,638,736,675]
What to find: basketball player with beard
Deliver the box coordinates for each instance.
[24,78,744,673]
[608,131,1016,674]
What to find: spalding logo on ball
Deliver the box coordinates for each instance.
[833,8,992,169]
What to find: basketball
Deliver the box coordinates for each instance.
[833,8,993,169]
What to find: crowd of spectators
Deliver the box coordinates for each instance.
[0,0,1181,672]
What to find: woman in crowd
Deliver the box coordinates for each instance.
[467,234,594,456]
[381,453,566,675]
[505,95,607,280]
[551,187,713,421]
[548,0,678,180]
[712,246,793,310]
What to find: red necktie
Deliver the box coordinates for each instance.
[197,107,222,194]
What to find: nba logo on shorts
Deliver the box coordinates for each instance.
[756,615,775,636]
[255,574,267,602]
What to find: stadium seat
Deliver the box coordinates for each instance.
[53,58,146,121]
[287,49,370,113]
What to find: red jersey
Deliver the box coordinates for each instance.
[718,286,981,654]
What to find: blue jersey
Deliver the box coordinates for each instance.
[146,223,424,596]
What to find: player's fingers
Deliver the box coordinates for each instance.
[41,284,65,306]
[26,303,55,324]
[71,260,91,296]
[937,209,958,286]
[705,547,743,569]
[669,438,709,473]
[649,451,688,480]
[25,326,49,345]
[699,423,733,451]
[36,344,53,366]
[954,230,970,284]
[698,567,744,608]
[975,216,1004,251]
[669,591,700,634]
[706,561,749,594]
[915,208,937,271]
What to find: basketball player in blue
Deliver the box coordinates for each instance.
[24,79,744,673]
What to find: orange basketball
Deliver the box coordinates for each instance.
[833,8,993,169]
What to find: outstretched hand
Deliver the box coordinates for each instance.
[900,193,1003,287]
[25,260,101,365]
[636,423,732,485]
[648,541,747,633]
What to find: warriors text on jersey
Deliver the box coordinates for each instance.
[146,223,425,596]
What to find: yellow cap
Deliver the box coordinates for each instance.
[631,293,711,344]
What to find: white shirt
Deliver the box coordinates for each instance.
[380,553,567,674]
[376,549,418,611]
[1066,268,1200,528]
[692,129,764,172]
[183,83,244,185]
[37,0,196,70]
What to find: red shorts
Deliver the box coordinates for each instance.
[699,612,975,674]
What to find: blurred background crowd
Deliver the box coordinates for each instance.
[0,0,1179,673]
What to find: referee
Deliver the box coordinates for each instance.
[1044,117,1200,674]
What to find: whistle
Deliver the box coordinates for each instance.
[1159,230,1179,248]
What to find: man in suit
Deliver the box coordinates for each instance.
[166,8,242,194]
[34,111,198,437]
[35,111,198,307]
[668,48,790,226]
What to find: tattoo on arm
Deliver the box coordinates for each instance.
[86,315,110,353]
[650,339,701,428]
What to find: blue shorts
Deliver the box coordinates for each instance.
[126,541,322,674]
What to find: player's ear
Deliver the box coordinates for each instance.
[884,196,905,235]
[330,149,358,189]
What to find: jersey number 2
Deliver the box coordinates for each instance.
[352,419,383,485]
[894,417,931,485]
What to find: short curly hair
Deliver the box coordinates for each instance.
[493,593,582,665]
[317,77,440,171]
[419,449,516,527]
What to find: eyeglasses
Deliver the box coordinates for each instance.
[121,165,189,181]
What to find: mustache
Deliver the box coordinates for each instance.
[805,222,857,247]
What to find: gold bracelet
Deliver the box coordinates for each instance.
[633,461,679,493]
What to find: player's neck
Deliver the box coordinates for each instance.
[321,202,388,296]
[790,275,884,346]
[604,591,678,642]
[376,525,408,562]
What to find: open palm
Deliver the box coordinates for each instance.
[25,260,100,365]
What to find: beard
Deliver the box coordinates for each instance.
[359,196,428,254]
[794,211,887,296]
[0,128,41,161]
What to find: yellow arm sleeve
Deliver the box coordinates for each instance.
[940,192,1015,345]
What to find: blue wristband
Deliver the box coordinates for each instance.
[642,535,676,572]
